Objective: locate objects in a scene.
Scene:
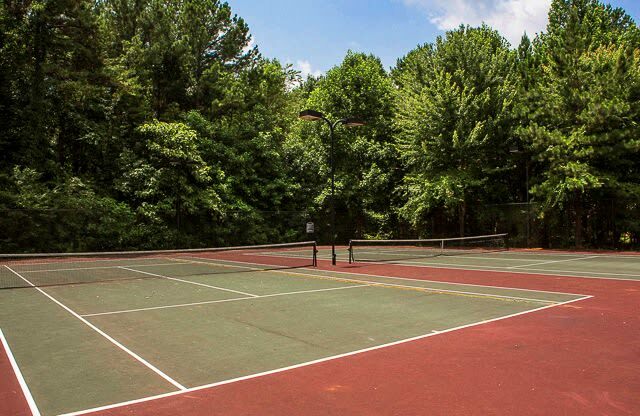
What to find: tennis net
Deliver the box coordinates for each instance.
[348,234,508,263]
[0,241,317,289]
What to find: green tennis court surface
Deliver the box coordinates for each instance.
[0,248,585,416]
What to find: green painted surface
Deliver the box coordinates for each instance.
[87,285,551,387]
[44,277,243,315]
[138,263,361,296]
[0,289,175,416]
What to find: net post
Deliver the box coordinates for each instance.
[313,242,318,267]
[348,240,353,264]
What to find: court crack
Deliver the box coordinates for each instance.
[230,316,329,350]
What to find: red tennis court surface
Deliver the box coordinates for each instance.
[2,246,639,416]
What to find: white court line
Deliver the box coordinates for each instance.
[508,255,601,269]
[20,262,182,273]
[388,260,640,280]
[167,257,563,304]
[348,248,640,259]
[59,294,592,416]
[81,284,369,317]
[0,328,41,416]
[260,251,519,271]
[180,256,589,297]
[264,250,529,263]
[493,250,640,259]
[118,266,259,297]
[292,268,587,298]
[3,265,186,392]
[4,257,169,267]
[324,256,640,282]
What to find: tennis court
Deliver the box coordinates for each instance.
[3,238,640,416]
[0,241,589,416]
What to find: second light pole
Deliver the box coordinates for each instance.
[510,146,530,247]
[299,109,365,265]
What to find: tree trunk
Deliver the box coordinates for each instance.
[458,200,466,238]
[574,192,583,249]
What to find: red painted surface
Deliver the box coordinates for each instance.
[3,248,640,415]
[0,337,33,416]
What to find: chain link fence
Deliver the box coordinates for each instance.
[2,198,638,253]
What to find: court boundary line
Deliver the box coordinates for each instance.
[118,266,260,297]
[169,257,567,304]
[0,328,41,416]
[349,249,523,262]
[21,262,182,273]
[266,250,541,264]
[300,255,640,282]
[3,265,187,392]
[81,284,369,317]
[3,257,172,267]
[185,255,640,282]
[179,256,589,298]
[261,251,621,276]
[493,250,640,258]
[508,255,601,269]
[371,260,640,280]
[59,294,592,416]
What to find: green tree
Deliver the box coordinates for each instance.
[394,25,518,237]
[289,51,398,240]
[0,0,109,175]
[98,0,257,117]
[521,0,640,247]
[184,60,304,244]
[117,120,224,246]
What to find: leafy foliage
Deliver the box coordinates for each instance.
[394,25,518,236]
[1,0,639,251]
[519,0,640,246]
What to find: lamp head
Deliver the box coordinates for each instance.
[342,118,366,127]
[299,109,325,121]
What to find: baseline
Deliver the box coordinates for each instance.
[348,250,525,262]
[320,256,640,282]
[508,255,601,269]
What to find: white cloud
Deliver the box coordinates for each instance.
[296,60,324,79]
[403,0,551,46]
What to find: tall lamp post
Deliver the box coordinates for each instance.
[299,109,365,265]
[510,147,530,247]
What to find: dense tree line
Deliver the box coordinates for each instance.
[1,0,638,252]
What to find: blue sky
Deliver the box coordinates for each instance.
[226,0,640,76]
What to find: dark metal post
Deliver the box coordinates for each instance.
[329,121,337,265]
[299,110,365,266]
[510,146,531,248]
[525,162,530,248]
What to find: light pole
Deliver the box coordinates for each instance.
[510,146,530,247]
[299,109,365,265]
